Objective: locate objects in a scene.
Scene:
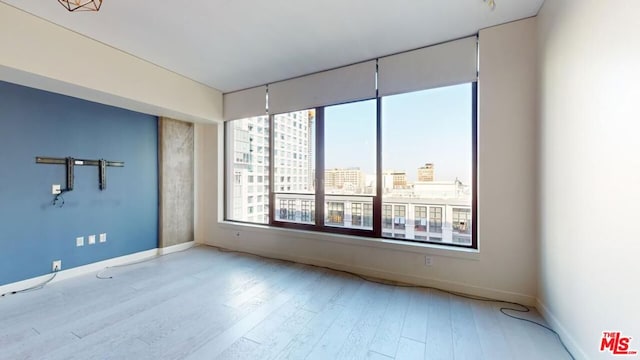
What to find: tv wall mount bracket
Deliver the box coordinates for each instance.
[35,156,125,194]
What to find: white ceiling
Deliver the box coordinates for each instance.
[2,0,543,93]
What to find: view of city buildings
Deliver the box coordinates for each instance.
[228,115,271,224]
[417,163,434,181]
[228,111,315,225]
[228,109,472,246]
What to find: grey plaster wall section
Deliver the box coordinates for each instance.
[159,117,194,248]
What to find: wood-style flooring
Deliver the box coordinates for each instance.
[0,245,571,359]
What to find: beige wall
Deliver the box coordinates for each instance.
[537,1,640,359]
[194,122,220,248]
[196,18,539,305]
[0,3,222,123]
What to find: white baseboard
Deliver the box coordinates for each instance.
[0,242,196,296]
[158,241,197,255]
[205,242,536,306]
[536,298,587,360]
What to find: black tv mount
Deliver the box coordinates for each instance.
[35,156,125,192]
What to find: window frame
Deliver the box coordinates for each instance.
[429,206,444,234]
[326,201,345,226]
[415,206,428,232]
[224,82,477,249]
[452,207,472,235]
[393,204,407,231]
[382,204,393,230]
[300,200,313,223]
[351,203,363,227]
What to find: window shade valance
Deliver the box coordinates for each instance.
[268,60,377,115]
[378,36,478,97]
[223,85,266,121]
[222,36,477,119]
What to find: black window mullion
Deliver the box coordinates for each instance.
[223,121,228,221]
[374,97,382,237]
[268,114,275,226]
[315,107,325,229]
[471,81,478,249]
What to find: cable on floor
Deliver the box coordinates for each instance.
[0,271,58,298]
[1,245,197,296]
[95,256,158,279]
[95,244,200,280]
[211,245,575,360]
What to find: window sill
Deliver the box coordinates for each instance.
[217,221,480,261]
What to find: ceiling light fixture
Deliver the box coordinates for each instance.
[483,0,496,10]
[58,0,102,12]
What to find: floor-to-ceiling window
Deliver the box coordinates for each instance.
[224,36,478,248]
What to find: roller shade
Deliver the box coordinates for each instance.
[268,60,376,115]
[378,36,477,97]
[223,85,267,121]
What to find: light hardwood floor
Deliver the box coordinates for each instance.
[0,245,571,360]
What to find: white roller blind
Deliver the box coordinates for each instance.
[378,36,477,97]
[223,85,266,121]
[268,60,376,115]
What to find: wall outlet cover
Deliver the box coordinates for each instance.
[88,235,96,245]
[425,256,433,266]
[76,236,84,247]
[99,233,107,243]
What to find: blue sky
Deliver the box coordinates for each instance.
[324,83,473,184]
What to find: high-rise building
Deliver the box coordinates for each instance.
[325,167,364,192]
[417,163,435,182]
[383,171,408,189]
[273,110,314,193]
[229,110,314,224]
[229,116,271,223]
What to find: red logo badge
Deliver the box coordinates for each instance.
[600,332,637,355]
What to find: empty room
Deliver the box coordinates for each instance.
[0,0,637,359]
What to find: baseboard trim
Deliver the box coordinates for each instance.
[1,243,197,296]
[205,241,536,306]
[536,298,587,360]
[158,241,197,255]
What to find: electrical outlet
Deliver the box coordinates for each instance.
[425,256,433,267]
[99,233,107,243]
[52,184,61,195]
[88,235,96,245]
[76,236,84,247]
[52,260,61,272]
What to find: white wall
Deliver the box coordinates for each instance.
[0,3,222,123]
[537,1,640,359]
[196,18,540,305]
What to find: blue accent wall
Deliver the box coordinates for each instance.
[0,81,158,285]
